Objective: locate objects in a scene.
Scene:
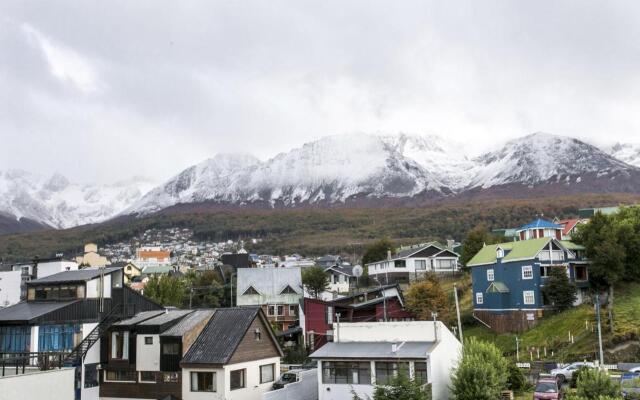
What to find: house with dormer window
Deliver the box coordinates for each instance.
[236,268,303,331]
[468,219,590,333]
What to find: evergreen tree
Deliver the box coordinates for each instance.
[362,238,394,265]
[461,225,499,266]
[302,266,329,298]
[541,267,577,311]
[144,275,187,307]
[451,338,509,400]
[574,368,620,399]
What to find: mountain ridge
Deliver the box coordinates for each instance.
[2,132,640,235]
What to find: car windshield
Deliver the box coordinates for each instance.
[281,373,297,382]
[535,382,557,393]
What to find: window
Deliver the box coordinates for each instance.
[540,266,549,277]
[289,305,297,316]
[326,306,334,324]
[39,324,79,351]
[111,331,129,360]
[476,292,484,305]
[497,248,504,258]
[190,372,215,392]
[140,371,156,383]
[435,259,457,270]
[254,328,262,341]
[260,364,275,383]
[414,362,428,384]
[375,362,409,385]
[84,364,99,388]
[230,369,246,390]
[522,265,533,280]
[144,336,153,345]
[414,260,427,270]
[575,265,588,281]
[0,326,31,352]
[486,269,495,282]
[267,305,275,316]
[277,305,284,316]
[105,370,136,382]
[162,342,180,355]
[523,291,535,305]
[163,372,180,383]
[322,361,371,384]
[394,260,406,268]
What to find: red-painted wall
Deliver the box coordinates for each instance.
[303,298,331,350]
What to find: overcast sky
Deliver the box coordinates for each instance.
[1,1,640,184]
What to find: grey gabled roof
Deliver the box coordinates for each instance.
[113,310,166,327]
[181,307,280,365]
[160,310,215,337]
[236,267,302,297]
[138,310,193,326]
[29,266,123,284]
[310,341,435,360]
[0,300,78,322]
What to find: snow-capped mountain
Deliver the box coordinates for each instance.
[607,143,640,168]
[4,132,640,234]
[127,134,459,214]
[467,133,634,189]
[127,132,640,215]
[0,170,155,230]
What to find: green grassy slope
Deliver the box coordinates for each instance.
[463,281,640,363]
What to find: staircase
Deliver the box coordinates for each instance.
[63,304,123,367]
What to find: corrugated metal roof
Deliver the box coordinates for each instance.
[310,341,435,359]
[29,267,122,284]
[138,310,193,326]
[181,307,259,365]
[236,267,302,298]
[467,237,553,266]
[160,310,215,337]
[113,310,166,326]
[0,300,78,322]
[518,218,562,231]
[395,242,443,259]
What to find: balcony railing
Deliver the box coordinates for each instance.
[538,250,565,262]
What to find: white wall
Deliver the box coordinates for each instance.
[336,321,439,343]
[86,274,112,299]
[428,324,462,400]
[0,368,75,400]
[183,357,281,400]
[36,260,78,279]
[82,322,100,400]
[136,334,160,371]
[0,271,22,307]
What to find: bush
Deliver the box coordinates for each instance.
[575,368,619,399]
[450,338,509,400]
[570,366,591,388]
[506,363,530,393]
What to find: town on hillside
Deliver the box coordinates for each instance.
[0,205,639,400]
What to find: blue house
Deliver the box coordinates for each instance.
[468,219,589,333]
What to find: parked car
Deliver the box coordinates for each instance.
[550,362,595,382]
[630,366,640,373]
[533,378,563,400]
[621,373,640,399]
[272,370,301,390]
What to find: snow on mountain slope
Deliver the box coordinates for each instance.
[466,133,635,189]
[0,170,155,229]
[607,143,640,168]
[127,134,458,214]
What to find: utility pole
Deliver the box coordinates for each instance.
[595,294,604,366]
[515,336,520,362]
[454,283,463,344]
[336,313,340,343]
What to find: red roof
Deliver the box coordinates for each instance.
[559,219,581,236]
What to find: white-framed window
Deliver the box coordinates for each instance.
[139,371,156,383]
[486,269,495,282]
[523,290,535,305]
[111,331,129,360]
[522,265,533,280]
[414,260,427,270]
[476,292,484,305]
[497,248,504,258]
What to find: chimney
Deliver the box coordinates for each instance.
[387,250,392,261]
[447,239,454,250]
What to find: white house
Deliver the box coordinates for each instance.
[180,307,284,400]
[310,321,462,400]
[324,265,356,294]
[0,270,22,308]
[366,242,460,285]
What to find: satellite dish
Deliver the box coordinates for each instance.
[352,265,363,278]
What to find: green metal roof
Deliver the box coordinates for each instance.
[467,237,552,266]
[487,281,510,293]
[559,240,585,251]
